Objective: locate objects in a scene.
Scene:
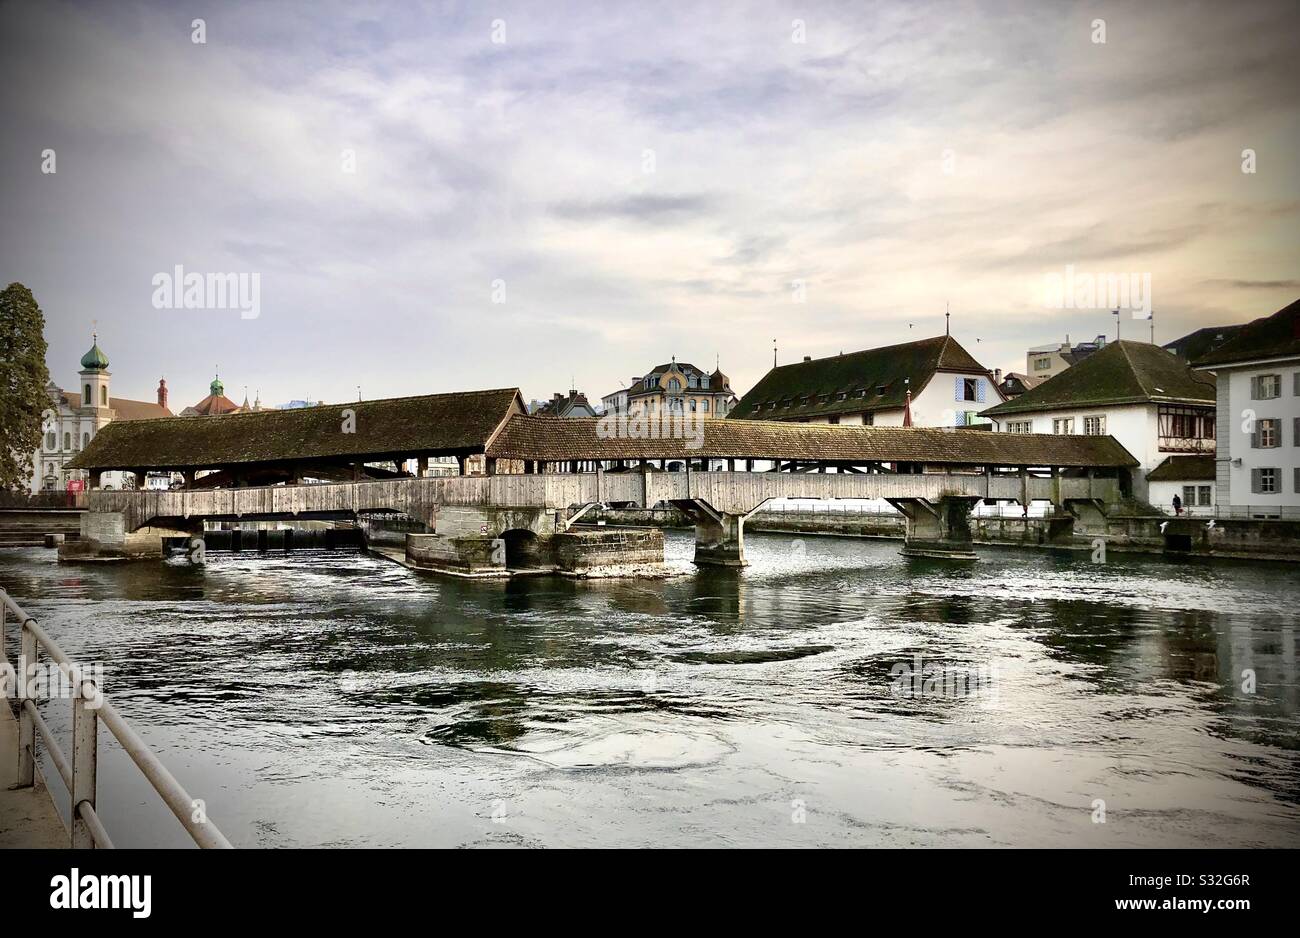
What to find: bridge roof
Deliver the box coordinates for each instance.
[485,415,1139,467]
[66,388,524,471]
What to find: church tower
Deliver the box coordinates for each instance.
[79,334,111,414]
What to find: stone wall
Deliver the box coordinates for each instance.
[554,527,665,576]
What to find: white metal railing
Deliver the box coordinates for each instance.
[0,587,232,849]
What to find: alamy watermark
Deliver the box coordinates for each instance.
[1,657,104,708]
[152,265,260,319]
[889,654,998,701]
[1042,264,1151,319]
[596,411,705,450]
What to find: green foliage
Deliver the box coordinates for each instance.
[0,283,51,491]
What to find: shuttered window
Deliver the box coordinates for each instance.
[1251,468,1278,494]
[1251,374,1281,399]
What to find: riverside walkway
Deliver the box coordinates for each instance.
[0,702,65,847]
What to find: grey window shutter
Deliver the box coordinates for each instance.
[955,377,963,400]
[1251,468,1262,494]
[976,380,986,403]
[1252,424,1261,448]
[1294,417,1300,446]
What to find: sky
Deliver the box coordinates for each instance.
[1,0,1297,412]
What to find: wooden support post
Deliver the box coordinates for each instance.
[417,456,428,478]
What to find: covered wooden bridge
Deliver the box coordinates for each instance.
[65,387,1138,567]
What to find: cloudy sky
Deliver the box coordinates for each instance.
[2,0,1297,411]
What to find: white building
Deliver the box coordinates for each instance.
[1193,299,1300,519]
[731,335,1005,428]
[981,341,1216,506]
[30,336,172,492]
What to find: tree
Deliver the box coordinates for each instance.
[0,283,51,491]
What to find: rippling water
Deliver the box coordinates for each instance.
[2,532,1297,848]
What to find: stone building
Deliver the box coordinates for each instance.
[1193,298,1300,519]
[605,360,737,419]
[29,336,172,492]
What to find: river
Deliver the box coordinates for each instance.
[1,531,1296,848]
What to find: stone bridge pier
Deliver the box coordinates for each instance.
[886,495,980,560]
[671,499,757,567]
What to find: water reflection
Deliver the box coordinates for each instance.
[1,530,1296,848]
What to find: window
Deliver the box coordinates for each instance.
[862,412,874,426]
[1251,468,1278,494]
[828,415,840,425]
[1198,485,1212,506]
[1251,374,1281,400]
[1158,405,1215,451]
[1252,418,1280,448]
[688,375,698,388]
[46,432,56,450]
[1182,485,1197,507]
[1033,357,1051,371]
[83,432,90,448]
[1294,416,1300,446]
[876,386,886,396]
[1053,418,1074,435]
[836,392,846,401]
[63,432,71,450]
[1007,421,1033,434]
[1296,468,1300,494]
[100,386,108,406]
[689,400,697,412]
[1294,372,1300,396]
[667,378,682,393]
[961,378,978,402]
[700,400,709,412]
[84,384,91,401]
[1083,415,1106,435]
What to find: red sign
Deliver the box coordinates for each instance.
[66,479,85,492]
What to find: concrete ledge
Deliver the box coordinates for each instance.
[0,703,67,848]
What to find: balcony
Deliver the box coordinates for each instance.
[1158,436,1216,454]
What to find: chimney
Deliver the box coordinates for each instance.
[803,355,811,362]
[994,368,1002,383]
[157,378,168,409]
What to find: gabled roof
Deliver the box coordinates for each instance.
[61,391,172,420]
[485,414,1137,467]
[1192,298,1300,367]
[533,390,596,417]
[67,388,525,471]
[731,335,991,421]
[1163,324,1245,362]
[1146,454,1216,482]
[981,341,1215,417]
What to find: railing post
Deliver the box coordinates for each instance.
[17,622,36,787]
[71,675,99,848]
[1,593,6,667]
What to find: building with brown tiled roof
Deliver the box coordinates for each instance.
[731,335,1005,428]
[180,374,242,416]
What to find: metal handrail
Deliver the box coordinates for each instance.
[1,587,233,849]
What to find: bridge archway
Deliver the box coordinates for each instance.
[499,528,543,569]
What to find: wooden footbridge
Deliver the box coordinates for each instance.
[65,388,1137,568]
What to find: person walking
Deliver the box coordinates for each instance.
[1172,493,1183,516]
